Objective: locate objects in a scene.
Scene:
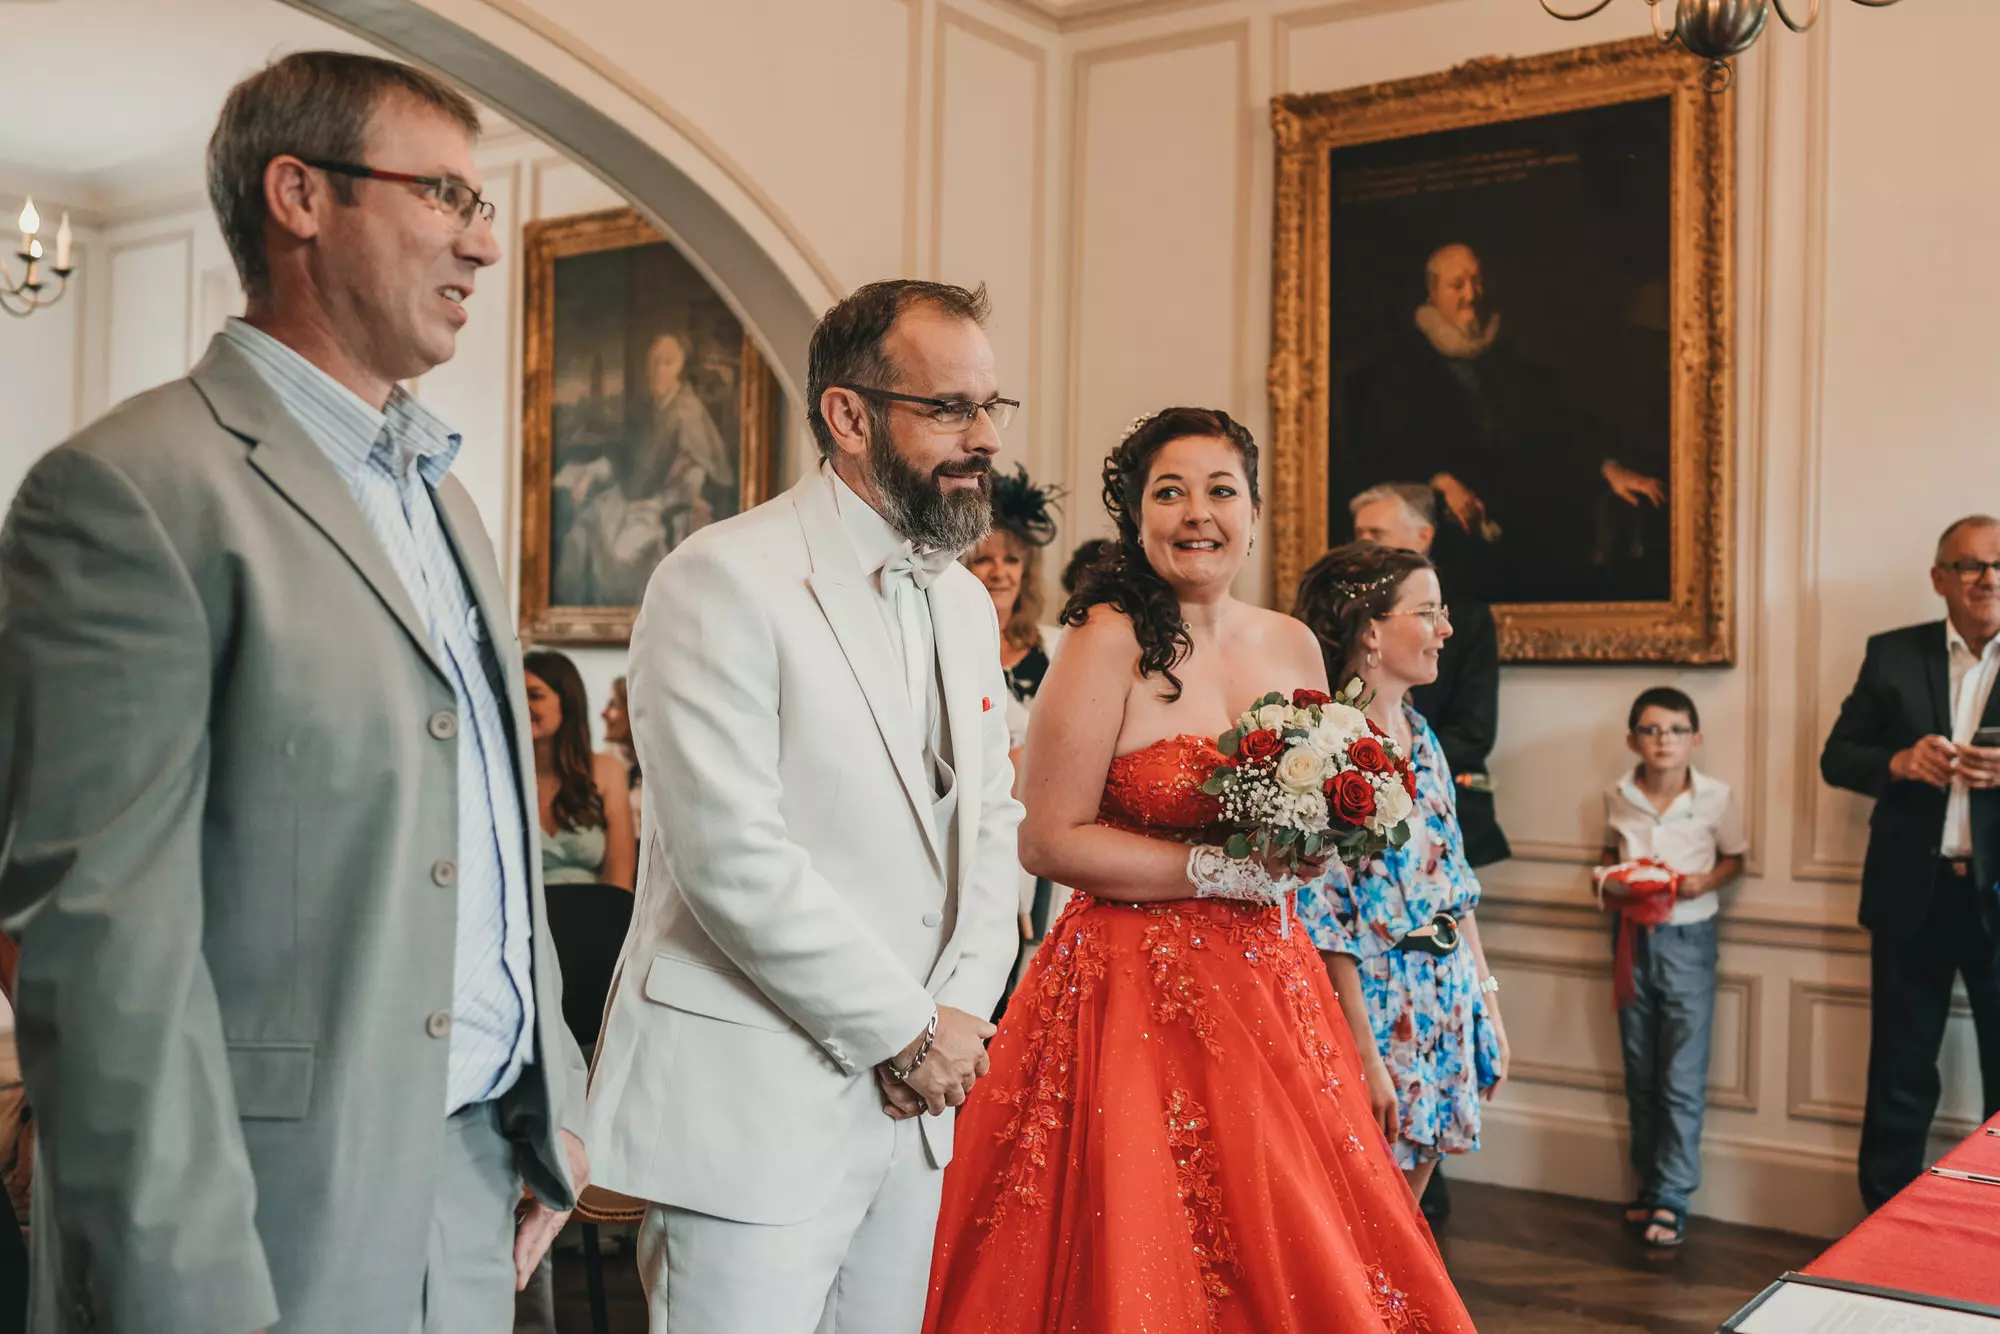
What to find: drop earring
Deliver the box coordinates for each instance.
[1366,649,1382,669]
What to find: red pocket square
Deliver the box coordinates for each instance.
[982,696,993,712]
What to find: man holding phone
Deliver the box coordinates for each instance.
[1823,514,2000,1210]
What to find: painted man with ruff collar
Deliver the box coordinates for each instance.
[1342,242,1663,603]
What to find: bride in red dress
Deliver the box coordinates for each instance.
[924,408,1475,1334]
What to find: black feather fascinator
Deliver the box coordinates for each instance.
[990,464,1063,548]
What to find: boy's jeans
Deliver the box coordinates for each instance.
[1617,917,1718,1215]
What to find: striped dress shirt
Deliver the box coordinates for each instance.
[222,318,535,1113]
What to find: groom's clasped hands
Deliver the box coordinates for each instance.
[876,1005,998,1119]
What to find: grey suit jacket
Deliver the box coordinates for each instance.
[0,335,588,1334]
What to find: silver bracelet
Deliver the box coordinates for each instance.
[1477,974,1500,996]
[889,1010,939,1083]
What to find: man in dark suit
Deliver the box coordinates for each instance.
[1822,514,2000,1210]
[1352,483,1512,867]
[1351,482,1512,1224]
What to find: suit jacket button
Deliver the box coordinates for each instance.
[922,910,943,927]
[429,710,458,740]
[432,859,457,887]
[427,1011,453,1038]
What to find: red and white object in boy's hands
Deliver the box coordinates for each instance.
[1595,859,1681,1011]
[1595,858,1682,902]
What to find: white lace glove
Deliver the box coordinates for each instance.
[1186,844,1297,907]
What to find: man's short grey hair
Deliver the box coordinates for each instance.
[1936,514,2000,565]
[208,51,481,301]
[1350,482,1436,530]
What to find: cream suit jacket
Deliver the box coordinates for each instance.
[584,469,1024,1224]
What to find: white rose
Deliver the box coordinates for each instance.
[1256,702,1290,732]
[1305,704,1368,757]
[1374,781,1414,829]
[1275,744,1330,794]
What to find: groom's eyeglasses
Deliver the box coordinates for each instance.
[837,384,1020,432]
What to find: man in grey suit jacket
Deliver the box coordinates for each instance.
[0,53,587,1334]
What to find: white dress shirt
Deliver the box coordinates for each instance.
[1942,619,2000,857]
[221,319,534,1112]
[830,470,942,763]
[1603,768,1748,926]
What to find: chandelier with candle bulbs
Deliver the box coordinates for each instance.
[1,199,76,318]
[1540,0,1906,91]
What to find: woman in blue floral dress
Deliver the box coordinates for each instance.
[1292,541,1509,1196]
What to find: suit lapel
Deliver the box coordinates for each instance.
[1925,621,1953,735]
[433,478,524,706]
[930,580,985,896]
[189,336,449,684]
[794,474,946,873]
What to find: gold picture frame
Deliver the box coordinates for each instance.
[520,206,778,645]
[1270,38,1734,663]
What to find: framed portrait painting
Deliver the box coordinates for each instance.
[520,206,779,644]
[1270,38,1733,663]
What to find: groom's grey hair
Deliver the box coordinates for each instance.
[806,280,991,460]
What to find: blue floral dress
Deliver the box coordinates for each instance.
[1294,705,1501,1169]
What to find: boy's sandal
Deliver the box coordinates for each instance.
[1622,1200,1654,1229]
[1642,1207,1686,1248]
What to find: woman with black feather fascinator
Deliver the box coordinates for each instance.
[965,464,1063,716]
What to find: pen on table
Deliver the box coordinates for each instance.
[1929,1165,2000,1187]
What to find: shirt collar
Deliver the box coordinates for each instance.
[1945,618,2000,663]
[1617,766,1712,813]
[828,466,913,580]
[221,317,463,490]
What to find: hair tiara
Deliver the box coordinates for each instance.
[1333,572,1399,600]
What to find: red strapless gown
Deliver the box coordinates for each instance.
[924,736,1476,1334]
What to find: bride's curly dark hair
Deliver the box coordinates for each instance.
[1060,407,1260,701]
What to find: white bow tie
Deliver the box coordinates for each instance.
[882,548,957,590]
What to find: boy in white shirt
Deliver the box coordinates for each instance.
[1598,686,1747,1249]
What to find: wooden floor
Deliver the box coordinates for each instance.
[547,1181,1826,1332]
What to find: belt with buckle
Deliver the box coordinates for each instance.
[1942,856,1974,879]
[1392,912,1461,957]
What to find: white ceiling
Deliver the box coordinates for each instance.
[0,0,396,211]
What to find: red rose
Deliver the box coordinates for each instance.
[1367,718,1387,737]
[1330,769,1377,825]
[1347,736,1390,775]
[1292,688,1333,708]
[1239,728,1283,762]
[1400,763,1418,801]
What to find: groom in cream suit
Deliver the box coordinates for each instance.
[586,280,1024,1332]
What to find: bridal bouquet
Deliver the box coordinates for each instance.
[1200,681,1420,872]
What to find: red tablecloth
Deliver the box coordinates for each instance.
[1805,1110,2000,1308]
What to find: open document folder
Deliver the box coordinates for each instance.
[1724,1274,2000,1333]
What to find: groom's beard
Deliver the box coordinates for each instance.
[868,429,993,552]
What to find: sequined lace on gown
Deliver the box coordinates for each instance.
[923,735,1476,1334]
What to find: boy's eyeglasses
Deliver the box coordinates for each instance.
[1632,724,1695,739]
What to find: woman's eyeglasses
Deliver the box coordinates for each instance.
[1380,605,1451,631]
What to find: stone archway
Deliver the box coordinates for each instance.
[287,0,822,399]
